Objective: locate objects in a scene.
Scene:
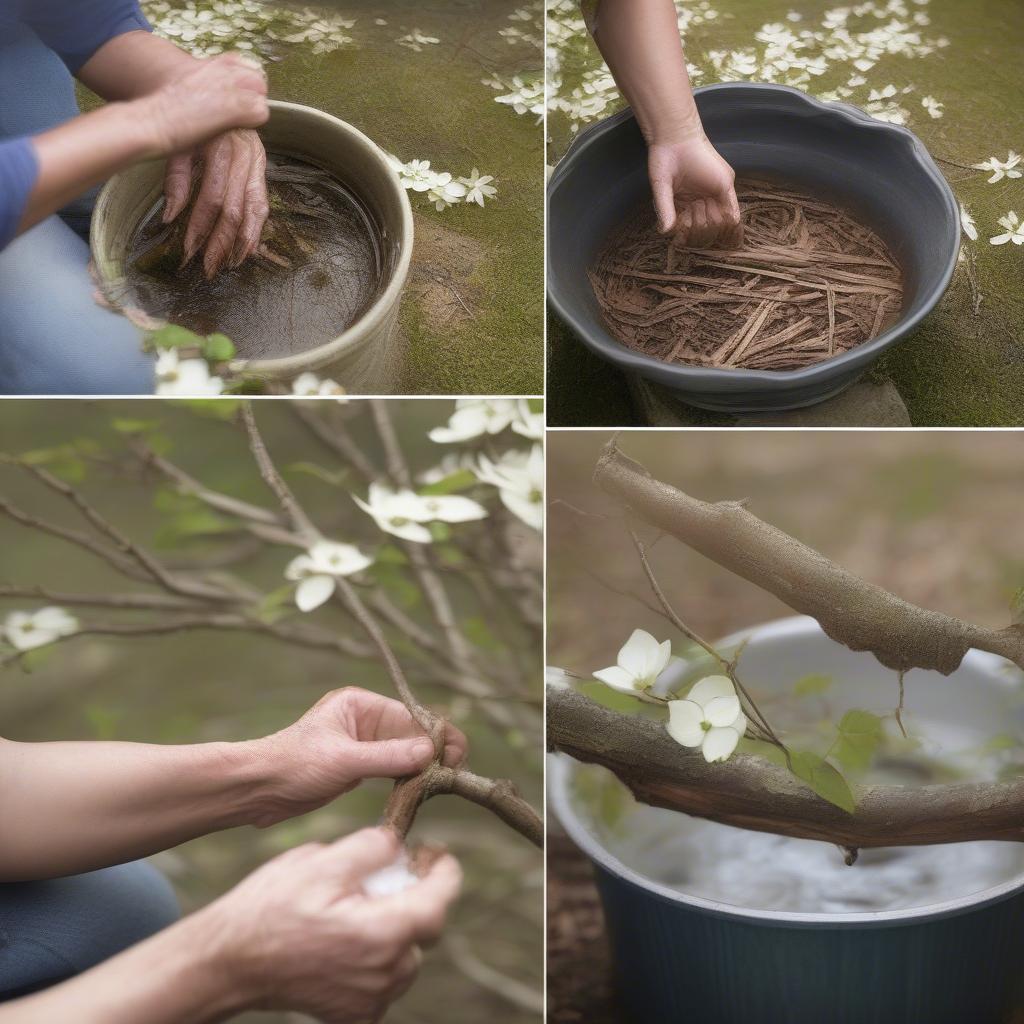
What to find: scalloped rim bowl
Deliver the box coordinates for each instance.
[547,84,960,413]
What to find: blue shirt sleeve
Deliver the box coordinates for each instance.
[25,1,152,74]
[0,138,39,251]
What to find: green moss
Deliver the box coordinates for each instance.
[267,8,543,394]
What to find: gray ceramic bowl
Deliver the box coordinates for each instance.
[550,617,1024,1023]
[547,84,959,412]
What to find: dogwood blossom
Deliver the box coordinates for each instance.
[475,445,543,531]
[389,156,498,212]
[593,629,672,695]
[973,152,1023,184]
[3,607,79,651]
[512,399,544,439]
[960,205,978,242]
[427,173,468,212]
[667,675,748,763]
[990,212,1024,246]
[429,399,519,443]
[459,169,498,207]
[155,349,223,397]
[397,29,440,52]
[921,95,943,118]
[353,484,487,543]
[284,540,373,612]
[291,372,346,397]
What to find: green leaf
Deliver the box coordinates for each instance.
[736,736,790,768]
[983,732,1021,754]
[374,544,408,566]
[794,673,833,697]
[833,709,884,773]
[148,325,204,350]
[256,585,296,624]
[170,399,243,420]
[789,750,855,814]
[420,469,477,496]
[428,522,451,542]
[286,461,349,487]
[112,418,160,435]
[202,333,236,363]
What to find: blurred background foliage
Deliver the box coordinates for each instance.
[0,399,542,1024]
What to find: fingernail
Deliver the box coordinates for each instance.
[412,738,434,762]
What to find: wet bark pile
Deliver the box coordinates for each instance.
[589,180,903,372]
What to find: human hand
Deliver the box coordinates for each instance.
[249,688,469,828]
[141,52,269,158]
[200,828,462,1022]
[162,129,269,278]
[648,134,742,248]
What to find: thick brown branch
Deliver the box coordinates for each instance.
[382,763,543,849]
[549,686,1024,847]
[594,442,1024,675]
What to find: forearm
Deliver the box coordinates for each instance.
[0,736,276,880]
[16,100,160,235]
[78,31,198,100]
[0,905,246,1024]
[589,0,702,144]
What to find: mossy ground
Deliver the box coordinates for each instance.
[547,0,1024,425]
[273,2,543,394]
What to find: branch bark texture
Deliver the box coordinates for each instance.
[549,686,1024,847]
[595,442,1024,675]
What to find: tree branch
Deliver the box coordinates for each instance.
[549,686,1024,847]
[594,441,1024,675]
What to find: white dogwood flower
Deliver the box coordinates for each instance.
[284,540,373,612]
[475,444,543,530]
[667,676,748,763]
[990,211,1024,246]
[973,152,1023,184]
[353,484,486,543]
[4,607,79,651]
[512,399,543,439]
[291,372,345,397]
[426,172,468,211]
[397,29,440,51]
[429,399,519,442]
[960,205,978,241]
[155,349,223,397]
[921,95,943,118]
[459,169,498,207]
[593,629,672,695]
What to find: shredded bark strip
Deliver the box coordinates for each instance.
[588,180,903,372]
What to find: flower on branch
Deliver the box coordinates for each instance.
[475,444,543,531]
[428,399,519,443]
[593,628,672,696]
[667,675,748,763]
[284,540,374,612]
[3,607,79,651]
[353,483,487,544]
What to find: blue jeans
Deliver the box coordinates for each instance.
[0,860,180,1001]
[0,24,155,394]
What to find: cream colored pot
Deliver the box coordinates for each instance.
[90,100,413,393]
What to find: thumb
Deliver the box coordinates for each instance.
[650,177,677,235]
[347,737,435,780]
